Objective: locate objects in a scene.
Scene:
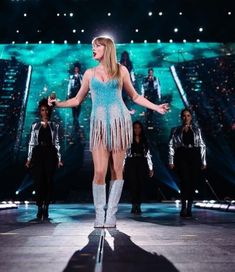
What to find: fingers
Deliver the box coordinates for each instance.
[161,103,170,113]
[48,97,56,107]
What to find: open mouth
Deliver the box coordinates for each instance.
[93,52,97,57]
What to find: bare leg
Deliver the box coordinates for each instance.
[92,146,110,227]
[111,149,126,180]
[92,146,110,184]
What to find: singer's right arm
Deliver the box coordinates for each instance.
[56,69,91,108]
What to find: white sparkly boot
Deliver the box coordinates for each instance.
[92,182,106,228]
[104,180,124,228]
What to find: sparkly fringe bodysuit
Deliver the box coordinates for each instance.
[89,70,132,152]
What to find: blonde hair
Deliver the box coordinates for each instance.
[92,36,122,87]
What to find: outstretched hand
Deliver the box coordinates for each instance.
[48,96,57,107]
[155,103,169,114]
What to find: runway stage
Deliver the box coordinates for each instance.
[0,203,234,272]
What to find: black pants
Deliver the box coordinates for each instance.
[125,157,148,205]
[72,106,81,122]
[31,145,58,206]
[175,147,201,201]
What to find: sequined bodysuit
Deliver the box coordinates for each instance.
[89,75,132,152]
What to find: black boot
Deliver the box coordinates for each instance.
[131,204,137,214]
[37,206,43,220]
[43,204,49,219]
[180,200,187,217]
[186,200,193,218]
[135,204,142,214]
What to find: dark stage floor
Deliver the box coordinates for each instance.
[0,203,234,272]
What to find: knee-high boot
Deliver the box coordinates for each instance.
[92,182,106,228]
[187,200,193,217]
[180,200,187,217]
[104,180,124,228]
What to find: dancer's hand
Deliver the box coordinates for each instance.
[129,109,136,115]
[58,161,63,168]
[149,170,154,177]
[25,160,31,168]
[201,165,207,170]
[169,164,174,170]
[155,103,169,114]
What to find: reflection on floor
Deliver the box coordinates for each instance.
[0,203,235,272]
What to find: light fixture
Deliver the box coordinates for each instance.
[23,13,27,17]
[64,40,67,44]
[169,39,173,43]
[228,11,231,15]
[51,40,55,44]
[81,29,84,32]
[130,40,134,43]
[57,13,60,16]
[157,39,161,43]
[183,39,186,43]
[69,13,73,17]
[148,11,152,16]
[77,40,81,44]
[174,28,178,33]
[144,40,147,43]
[107,12,111,16]
[179,12,183,15]
[159,11,163,16]
[38,40,42,44]
[15,191,19,195]
[196,39,200,42]
[72,29,76,33]
[199,27,203,32]
[135,29,139,32]
[16,30,19,33]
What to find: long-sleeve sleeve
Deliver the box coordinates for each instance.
[54,123,61,162]
[168,128,175,165]
[198,128,206,166]
[27,124,36,161]
[156,78,161,101]
[146,149,153,171]
[67,76,73,97]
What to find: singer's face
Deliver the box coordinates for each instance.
[40,106,49,119]
[92,42,105,60]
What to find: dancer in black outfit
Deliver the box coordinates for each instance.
[68,64,83,124]
[168,108,206,218]
[124,121,154,214]
[25,98,62,219]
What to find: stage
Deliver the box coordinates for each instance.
[0,203,234,272]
